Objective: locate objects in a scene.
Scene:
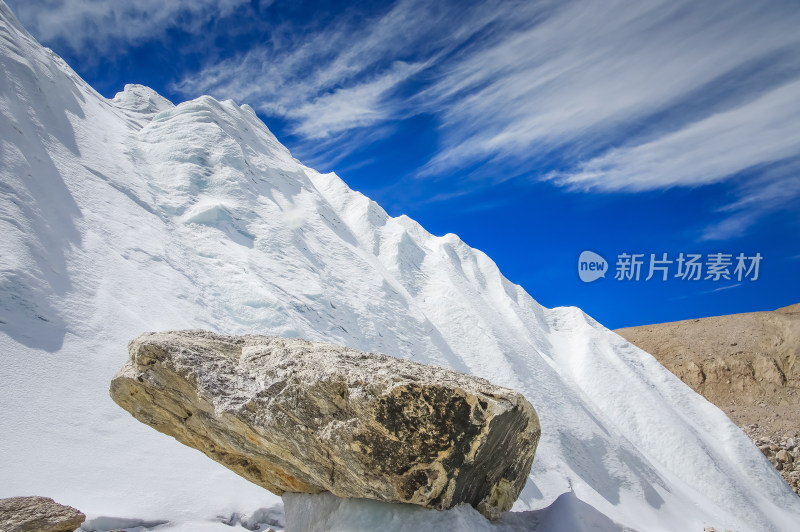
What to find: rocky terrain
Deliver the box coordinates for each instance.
[742,423,800,495]
[0,496,85,532]
[110,330,540,520]
[616,303,800,495]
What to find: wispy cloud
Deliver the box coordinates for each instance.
[553,80,800,192]
[287,60,427,139]
[708,283,742,294]
[421,1,800,175]
[669,282,743,301]
[7,0,250,53]
[171,0,499,141]
[701,155,800,240]
[175,1,799,194]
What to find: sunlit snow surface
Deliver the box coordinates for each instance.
[0,2,798,531]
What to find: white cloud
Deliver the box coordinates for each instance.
[554,80,800,192]
[420,1,800,175]
[171,0,506,148]
[7,0,250,52]
[290,61,425,139]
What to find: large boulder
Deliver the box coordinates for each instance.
[0,496,85,532]
[110,330,540,518]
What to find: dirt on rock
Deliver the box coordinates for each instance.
[616,303,800,495]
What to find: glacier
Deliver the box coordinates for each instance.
[0,2,798,530]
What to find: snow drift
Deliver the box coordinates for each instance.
[1,2,798,530]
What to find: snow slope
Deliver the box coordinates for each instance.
[1,3,798,530]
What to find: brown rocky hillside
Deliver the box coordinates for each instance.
[616,303,800,495]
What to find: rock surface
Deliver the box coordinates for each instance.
[0,496,85,532]
[109,330,540,518]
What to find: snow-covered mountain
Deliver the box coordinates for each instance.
[1,2,798,530]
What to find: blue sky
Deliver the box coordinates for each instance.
[9,0,800,328]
